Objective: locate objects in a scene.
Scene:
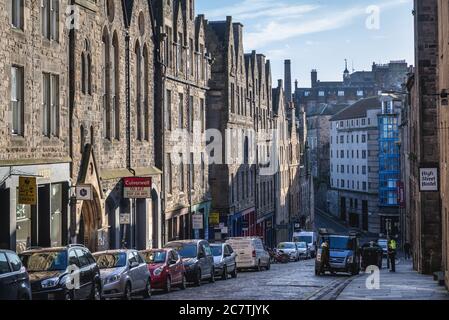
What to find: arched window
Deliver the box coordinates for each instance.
[143,45,150,141]
[135,42,142,141]
[112,33,120,139]
[81,52,86,94]
[102,29,110,139]
[81,40,92,95]
[80,125,85,154]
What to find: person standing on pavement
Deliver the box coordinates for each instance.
[319,240,331,275]
[403,242,411,260]
[388,238,397,272]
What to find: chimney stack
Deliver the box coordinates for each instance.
[284,60,292,104]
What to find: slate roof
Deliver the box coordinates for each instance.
[330,97,381,121]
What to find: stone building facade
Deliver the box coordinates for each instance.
[0,0,72,252]
[205,16,257,239]
[437,0,449,288]
[153,0,212,242]
[404,0,442,277]
[69,0,162,251]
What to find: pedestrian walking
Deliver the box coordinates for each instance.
[388,238,397,272]
[404,242,411,260]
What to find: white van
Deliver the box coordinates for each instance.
[292,231,317,258]
[226,237,271,271]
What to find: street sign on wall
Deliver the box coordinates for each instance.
[18,177,37,205]
[192,214,204,230]
[397,181,405,208]
[76,184,93,201]
[119,213,131,225]
[419,168,439,192]
[209,212,220,226]
[123,177,152,199]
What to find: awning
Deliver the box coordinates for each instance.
[100,166,162,180]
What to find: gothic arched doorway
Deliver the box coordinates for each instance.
[78,191,102,252]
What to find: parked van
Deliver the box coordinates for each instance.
[226,237,270,271]
[292,231,317,258]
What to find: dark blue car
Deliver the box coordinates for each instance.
[0,250,32,300]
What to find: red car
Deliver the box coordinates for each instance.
[140,249,186,292]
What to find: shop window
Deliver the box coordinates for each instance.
[50,184,63,247]
[16,200,31,253]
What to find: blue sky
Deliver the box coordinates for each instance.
[196,0,414,87]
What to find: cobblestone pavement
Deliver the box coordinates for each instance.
[338,259,449,300]
[150,259,351,300]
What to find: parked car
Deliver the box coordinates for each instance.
[210,243,237,280]
[140,249,186,292]
[0,250,32,300]
[295,242,310,259]
[377,239,389,257]
[361,241,383,270]
[226,237,270,271]
[20,245,102,300]
[293,231,317,258]
[93,250,151,300]
[164,240,215,286]
[277,242,300,261]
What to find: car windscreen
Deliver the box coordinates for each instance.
[321,236,353,250]
[210,246,223,256]
[141,251,166,264]
[94,253,127,269]
[293,236,312,243]
[20,251,68,272]
[296,242,307,248]
[278,243,295,249]
[167,243,197,258]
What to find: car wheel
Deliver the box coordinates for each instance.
[90,281,102,300]
[221,266,228,280]
[230,264,237,278]
[210,268,216,283]
[64,290,73,301]
[165,276,172,293]
[195,269,202,287]
[123,282,132,300]
[180,274,187,290]
[143,279,152,299]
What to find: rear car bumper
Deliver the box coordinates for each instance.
[32,287,66,300]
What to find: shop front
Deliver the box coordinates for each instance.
[256,214,275,248]
[0,161,71,253]
[192,201,211,240]
[229,207,256,238]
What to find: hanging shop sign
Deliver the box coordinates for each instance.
[397,181,405,208]
[192,214,204,230]
[76,184,93,201]
[123,177,152,199]
[209,212,220,226]
[419,167,439,192]
[18,177,37,205]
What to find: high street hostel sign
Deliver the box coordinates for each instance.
[419,167,439,192]
[123,177,152,199]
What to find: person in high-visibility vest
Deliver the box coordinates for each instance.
[388,238,397,272]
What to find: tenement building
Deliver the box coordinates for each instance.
[403,0,442,278]
[205,16,258,238]
[153,0,212,242]
[0,0,71,252]
[438,0,449,290]
[329,95,402,235]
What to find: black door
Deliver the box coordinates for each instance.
[0,252,17,300]
[0,190,11,250]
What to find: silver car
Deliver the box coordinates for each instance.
[210,243,238,280]
[295,242,310,259]
[93,250,151,300]
[277,242,300,261]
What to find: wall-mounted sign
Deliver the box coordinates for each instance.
[76,184,93,201]
[221,227,228,234]
[192,214,204,230]
[123,177,152,199]
[397,181,405,208]
[18,177,37,205]
[419,168,439,192]
[209,212,220,226]
[119,213,131,225]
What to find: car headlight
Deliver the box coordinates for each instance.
[41,277,60,289]
[105,274,121,284]
[153,266,164,276]
[347,256,354,264]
